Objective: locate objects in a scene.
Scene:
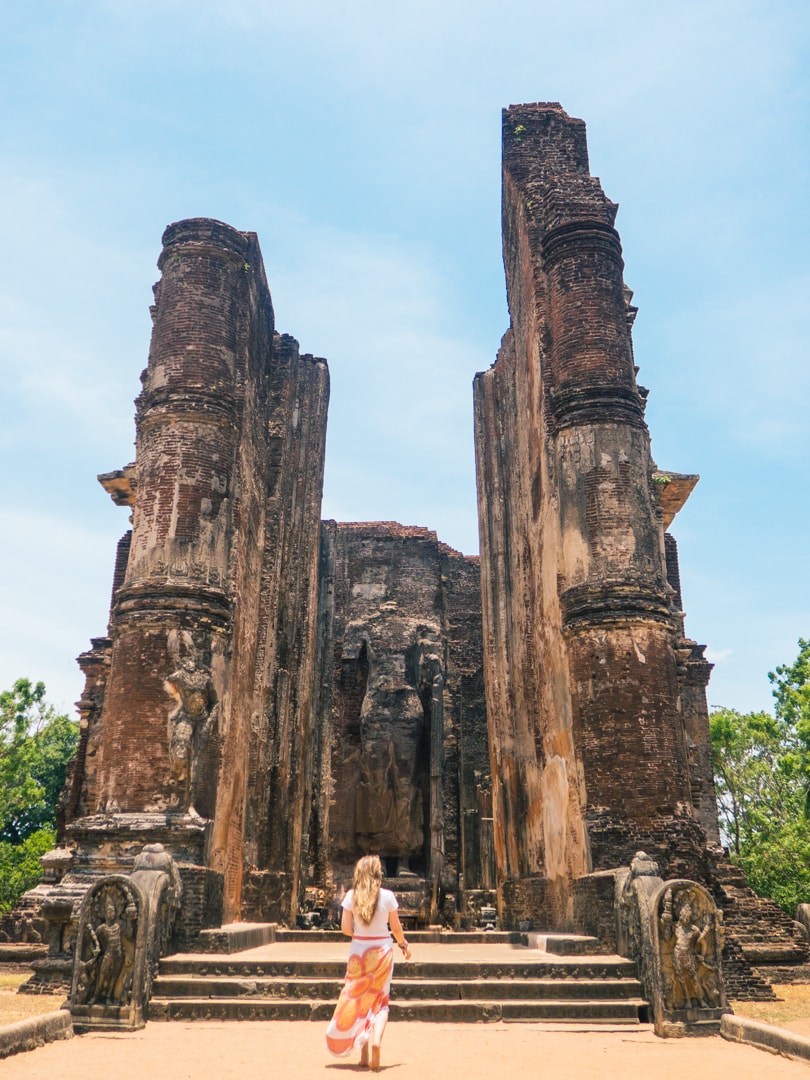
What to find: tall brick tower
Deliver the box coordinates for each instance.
[67,219,329,930]
[474,104,716,927]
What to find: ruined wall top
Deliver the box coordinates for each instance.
[326,520,477,563]
[502,103,589,180]
[502,104,618,235]
[160,217,258,261]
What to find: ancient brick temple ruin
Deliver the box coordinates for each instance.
[473,104,719,928]
[44,104,759,956]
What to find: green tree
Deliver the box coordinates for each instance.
[710,705,810,912]
[710,639,810,914]
[0,679,79,912]
[709,708,797,857]
[0,829,55,914]
[769,637,810,810]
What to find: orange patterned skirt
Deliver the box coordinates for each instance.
[325,935,395,1057]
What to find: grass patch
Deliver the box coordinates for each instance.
[0,969,64,1025]
[732,984,810,1025]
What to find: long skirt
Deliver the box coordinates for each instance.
[326,934,395,1057]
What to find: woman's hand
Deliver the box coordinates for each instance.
[389,909,410,958]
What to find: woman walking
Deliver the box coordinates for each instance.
[326,855,411,1070]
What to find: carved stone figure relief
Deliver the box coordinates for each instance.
[355,739,423,866]
[163,632,218,814]
[658,883,722,1011]
[74,881,138,1007]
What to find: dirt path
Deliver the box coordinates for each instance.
[4,1019,809,1079]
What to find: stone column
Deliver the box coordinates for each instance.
[475,105,708,928]
[92,219,252,818]
[524,105,695,860]
[543,211,692,836]
[665,533,719,844]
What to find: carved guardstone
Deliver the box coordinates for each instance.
[68,843,181,1031]
[616,852,728,1036]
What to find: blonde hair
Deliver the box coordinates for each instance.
[352,855,383,925]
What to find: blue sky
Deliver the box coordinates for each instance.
[1,1,808,718]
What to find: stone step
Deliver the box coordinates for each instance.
[151,941,648,1023]
[392,999,647,1023]
[153,938,648,1024]
[194,923,277,954]
[526,933,602,955]
[148,996,647,1024]
[158,957,639,981]
[739,943,808,964]
[152,974,644,1002]
[273,929,521,945]
[198,927,600,949]
[0,944,48,964]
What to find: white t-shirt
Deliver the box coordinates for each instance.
[342,887,399,936]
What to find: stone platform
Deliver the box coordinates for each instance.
[149,932,649,1024]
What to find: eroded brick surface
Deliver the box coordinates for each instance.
[67,219,329,923]
[473,104,718,926]
[306,522,489,923]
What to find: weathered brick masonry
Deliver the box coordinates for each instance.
[307,522,490,922]
[50,108,742,948]
[473,104,718,928]
[66,219,329,924]
[65,222,490,933]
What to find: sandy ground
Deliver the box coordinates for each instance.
[5,946,810,1076]
[4,1018,810,1079]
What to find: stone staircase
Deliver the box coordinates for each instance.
[711,854,810,998]
[148,929,649,1025]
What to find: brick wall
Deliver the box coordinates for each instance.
[71,218,328,926]
[308,523,488,913]
[474,104,712,925]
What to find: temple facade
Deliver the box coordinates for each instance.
[59,105,718,936]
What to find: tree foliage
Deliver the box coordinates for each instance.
[710,639,810,914]
[0,679,79,912]
[769,636,810,810]
[0,829,55,914]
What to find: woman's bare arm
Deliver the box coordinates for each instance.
[388,910,411,958]
[341,908,354,938]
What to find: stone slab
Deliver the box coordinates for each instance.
[0,1009,73,1059]
[0,944,47,964]
[721,1013,810,1063]
[193,923,276,954]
